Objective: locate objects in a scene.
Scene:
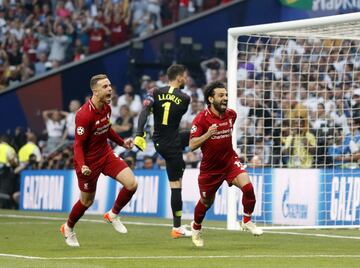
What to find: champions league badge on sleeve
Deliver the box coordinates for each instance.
[77,126,85,135]
[191,125,197,134]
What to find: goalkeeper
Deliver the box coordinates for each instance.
[134,64,191,238]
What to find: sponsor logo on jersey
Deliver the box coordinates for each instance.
[77,126,85,135]
[94,123,110,135]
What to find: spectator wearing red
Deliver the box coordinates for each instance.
[87,21,110,54]
[179,0,189,20]
[22,28,38,62]
[109,13,128,46]
[56,0,71,19]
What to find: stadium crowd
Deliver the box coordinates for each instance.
[0,0,232,91]
[236,37,360,169]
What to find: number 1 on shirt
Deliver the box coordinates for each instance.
[162,102,171,125]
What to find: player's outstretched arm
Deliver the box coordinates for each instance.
[134,102,152,151]
[108,127,125,147]
[189,124,217,151]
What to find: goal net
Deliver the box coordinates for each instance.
[227,13,360,230]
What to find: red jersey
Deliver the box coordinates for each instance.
[73,99,124,170]
[88,29,106,54]
[190,108,237,173]
[109,20,128,46]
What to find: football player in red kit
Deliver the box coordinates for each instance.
[60,74,138,247]
[189,81,263,247]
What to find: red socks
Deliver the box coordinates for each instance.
[67,200,88,228]
[193,200,209,229]
[241,182,256,223]
[112,187,136,214]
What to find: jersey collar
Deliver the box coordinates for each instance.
[207,107,228,119]
[89,99,104,114]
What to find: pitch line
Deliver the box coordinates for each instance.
[266,230,360,240]
[1,214,360,240]
[1,253,360,260]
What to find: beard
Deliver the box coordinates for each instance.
[213,100,227,113]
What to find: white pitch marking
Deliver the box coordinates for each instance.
[1,253,360,260]
[0,222,53,225]
[265,231,360,240]
[1,214,360,240]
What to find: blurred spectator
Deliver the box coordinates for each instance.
[142,155,155,169]
[155,70,167,88]
[183,149,201,168]
[282,117,316,168]
[180,99,203,131]
[122,151,137,170]
[48,23,71,63]
[18,53,35,81]
[183,77,204,102]
[42,109,67,154]
[34,52,49,75]
[63,99,81,141]
[10,126,27,151]
[85,20,110,54]
[327,127,349,167]
[112,104,134,139]
[148,0,162,30]
[0,134,18,208]
[0,134,18,168]
[110,92,120,123]
[248,137,270,167]
[117,83,142,118]
[200,57,225,84]
[109,12,129,46]
[331,98,350,134]
[18,132,42,164]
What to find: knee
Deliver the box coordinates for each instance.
[125,180,138,192]
[80,198,94,207]
[201,198,214,208]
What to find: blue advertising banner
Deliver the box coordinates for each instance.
[20,170,74,212]
[20,168,360,226]
[113,170,169,218]
[320,169,360,225]
[20,169,169,217]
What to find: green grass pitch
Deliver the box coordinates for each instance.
[0,209,359,267]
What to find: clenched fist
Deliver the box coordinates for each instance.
[81,165,92,176]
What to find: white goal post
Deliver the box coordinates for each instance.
[227,13,360,230]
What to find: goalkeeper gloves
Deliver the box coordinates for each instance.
[134,132,147,151]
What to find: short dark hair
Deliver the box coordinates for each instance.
[166,64,186,81]
[90,74,108,90]
[204,81,226,105]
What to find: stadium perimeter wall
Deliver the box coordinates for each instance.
[19,168,360,226]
